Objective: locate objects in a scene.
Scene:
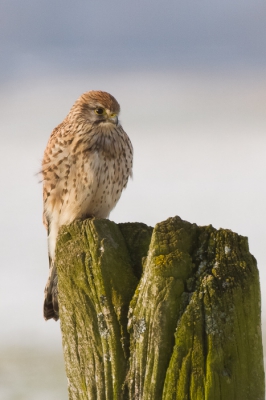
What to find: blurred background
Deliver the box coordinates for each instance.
[0,0,265,398]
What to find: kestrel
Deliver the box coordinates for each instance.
[42,91,133,321]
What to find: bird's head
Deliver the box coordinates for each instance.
[73,90,121,127]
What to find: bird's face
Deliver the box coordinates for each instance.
[74,90,121,128]
[89,102,119,126]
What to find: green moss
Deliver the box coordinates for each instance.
[56,216,264,400]
[118,222,153,279]
[56,219,139,400]
[163,225,264,400]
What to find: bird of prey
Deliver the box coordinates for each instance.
[42,90,133,320]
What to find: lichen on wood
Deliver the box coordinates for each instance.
[56,219,142,399]
[56,216,265,400]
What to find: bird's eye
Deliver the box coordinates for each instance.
[95,107,105,115]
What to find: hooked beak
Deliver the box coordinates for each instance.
[108,113,118,125]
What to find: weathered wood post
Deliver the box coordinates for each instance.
[56,216,265,400]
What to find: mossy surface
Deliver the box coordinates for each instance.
[56,219,139,400]
[162,224,264,400]
[118,222,153,279]
[56,216,264,400]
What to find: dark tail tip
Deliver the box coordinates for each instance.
[43,260,59,321]
[44,297,59,321]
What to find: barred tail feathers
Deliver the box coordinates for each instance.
[44,258,59,321]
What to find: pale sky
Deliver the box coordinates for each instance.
[1,69,265,346]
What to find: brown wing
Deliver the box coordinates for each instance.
[42,121,68,230]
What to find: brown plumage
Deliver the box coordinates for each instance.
[42,90,133,320]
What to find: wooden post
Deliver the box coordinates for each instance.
[56,216,265,400]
